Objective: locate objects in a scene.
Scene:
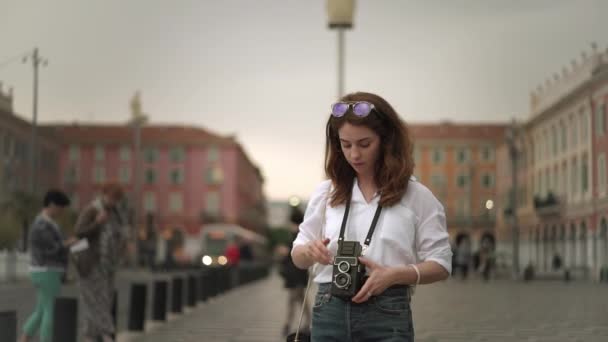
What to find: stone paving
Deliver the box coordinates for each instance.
[129,273,608,342]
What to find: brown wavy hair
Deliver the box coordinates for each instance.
[325,92,414,207]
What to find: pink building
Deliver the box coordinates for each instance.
[43,124,267,237]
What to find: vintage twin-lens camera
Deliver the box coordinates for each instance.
[331,240,366,299]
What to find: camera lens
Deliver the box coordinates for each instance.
[337,261,350,273]
[334,273,351,289]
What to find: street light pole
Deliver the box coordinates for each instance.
[23,48,47,197]
[130,92,148,267]
[506,119,520,278]
[327,0,354,99]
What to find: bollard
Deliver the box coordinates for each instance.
[171,277,183,313]
[128,283,147,331]
[187,274,197,307]
[53,297,78,342]
[0,311,17,342]
[198,271,208,302]
[152,280,168,321]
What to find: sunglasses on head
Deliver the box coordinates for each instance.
[331,101,376,118]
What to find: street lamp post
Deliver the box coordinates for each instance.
[326,0,355,99]
[23,48,47,197]
[506,119,520,278]
[130,92,148,267]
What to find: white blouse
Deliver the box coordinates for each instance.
[292,178,453,283]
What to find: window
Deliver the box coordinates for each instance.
[456,174,469,188]
[456,147,469,164]
[481,145,494,162]
[169,193,183,213]
[64,165,79,184]
[543,169,551,196]
[456,199,470,217]
[120,146,131,161]
[206,165,224,185]
[68,145,80,161]
[596,104,606,136]
[560,121,567,152]
[581,157,588,194]
[561,164,568,197]
[598,154,606,194]
[580,111,588,142]
[571,159,578,195]
[145,169,157,184]
[144,147,158,163]
[143,192,156,212]
[119,166,131,184]
[93,166,105,184]
[431,174,445,188]
[169,147,185,163]
[170,168,184,185]
[206,191,220,215]
[481,173,494,188]
[70,194,79,210]
[207,146,219,162]
[571,116,578,148]
[94,145,105,161]
[543,130,549,157]
[432,147,443,164]
[551,125,558,156]
[414,147,421,164]
[554,168,559,195]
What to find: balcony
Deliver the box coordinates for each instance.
[533,192,562,217]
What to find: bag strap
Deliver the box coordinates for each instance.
[294,183,330,340]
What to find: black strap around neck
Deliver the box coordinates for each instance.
[338,196,383,248]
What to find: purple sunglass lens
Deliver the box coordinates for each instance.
[332,102,349,117]
[353,102,372,117]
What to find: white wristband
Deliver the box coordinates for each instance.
[410,264,421,285]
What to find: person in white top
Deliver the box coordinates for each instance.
[291,92,452,341]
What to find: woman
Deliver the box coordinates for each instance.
[291,92,452,341]
[20,190,73,342]
[73,182,128,342]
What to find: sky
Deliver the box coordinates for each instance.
[1,0,607,201]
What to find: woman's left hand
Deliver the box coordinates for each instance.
[352,257,396,303]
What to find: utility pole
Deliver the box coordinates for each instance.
[23,47,47,197]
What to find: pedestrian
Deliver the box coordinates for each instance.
[224,237,241,266]
[19,190,74,342]
[454,238,471,280]
[291,92,452,341]
[279,206,311,337]
[73,182,129,342]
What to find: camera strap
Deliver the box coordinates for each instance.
[337,197,383,250]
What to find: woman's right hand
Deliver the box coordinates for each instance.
[303,238,333,265]
[95,210,108,224]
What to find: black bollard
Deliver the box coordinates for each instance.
[171,277,183,313]
[128,283,147,331]
[187,275,197,307]
[53,297,78,342]
[198,271,208,302]
[0,311,17,342]
[152,280,168,321]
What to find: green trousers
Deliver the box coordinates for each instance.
[23,270,62,342]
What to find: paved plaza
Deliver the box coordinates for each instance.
[128,273,608,342]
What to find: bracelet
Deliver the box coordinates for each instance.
[410,264,421,285]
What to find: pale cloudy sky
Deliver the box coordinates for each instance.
[1,0,607,200]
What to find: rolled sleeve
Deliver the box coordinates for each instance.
[415,204,453,274]
[291,180,331,254]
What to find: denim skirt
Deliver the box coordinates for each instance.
[311,283,414,341]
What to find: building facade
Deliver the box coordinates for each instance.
[0,84,60,202]
[410,122,507,248]
[496,44,608,278]
[43,124,267,237]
